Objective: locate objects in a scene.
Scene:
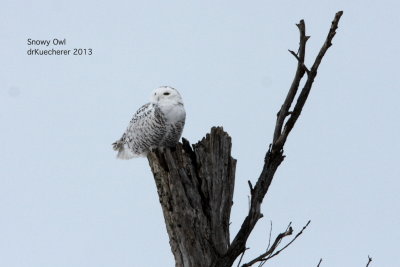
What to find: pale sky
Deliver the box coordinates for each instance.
[1,1,399,267]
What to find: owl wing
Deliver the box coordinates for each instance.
[162,117,186,147]
[175,118,185,140]
[112,103,166,159]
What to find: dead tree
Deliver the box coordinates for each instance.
[147,11,343,267]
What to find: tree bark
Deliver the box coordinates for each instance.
[147,127,236,267]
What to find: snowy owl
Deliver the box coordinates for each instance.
[112,86,186,159]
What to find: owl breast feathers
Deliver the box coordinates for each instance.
[112,86,186,159]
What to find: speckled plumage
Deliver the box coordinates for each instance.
[112,86,186,159]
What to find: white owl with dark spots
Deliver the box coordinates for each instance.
[112,86,186,159]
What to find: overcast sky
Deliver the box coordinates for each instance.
[1,1,399,267]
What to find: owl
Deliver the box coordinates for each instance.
[112,86,186,159]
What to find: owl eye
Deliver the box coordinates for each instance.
[163,92,170,96]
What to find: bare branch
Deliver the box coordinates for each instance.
[267,220,310,260]
[214,12,343,267]
[366,256,372,267]
[317,258,323,267]
[241,224,292,267]
[273,20,308,145]
[276,11,343,150]
[241,221,310,267]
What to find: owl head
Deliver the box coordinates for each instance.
[151,86,183,104]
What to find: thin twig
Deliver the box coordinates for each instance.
[241,225,292,267]
[366,256,372,267]
[289,49,310,74]
[267,220,310,260]
[317,258,323,267]
[266,221,273,251]
[242,221,310,267]
[248,180,254,194]
[259,260,266,267]
[236,248,248,267]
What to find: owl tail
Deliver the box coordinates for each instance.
[112,140,135,160]
[112,140,123,151]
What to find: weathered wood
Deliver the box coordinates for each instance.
[147,127,236,267]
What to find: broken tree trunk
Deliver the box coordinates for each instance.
[147,127,236,267]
